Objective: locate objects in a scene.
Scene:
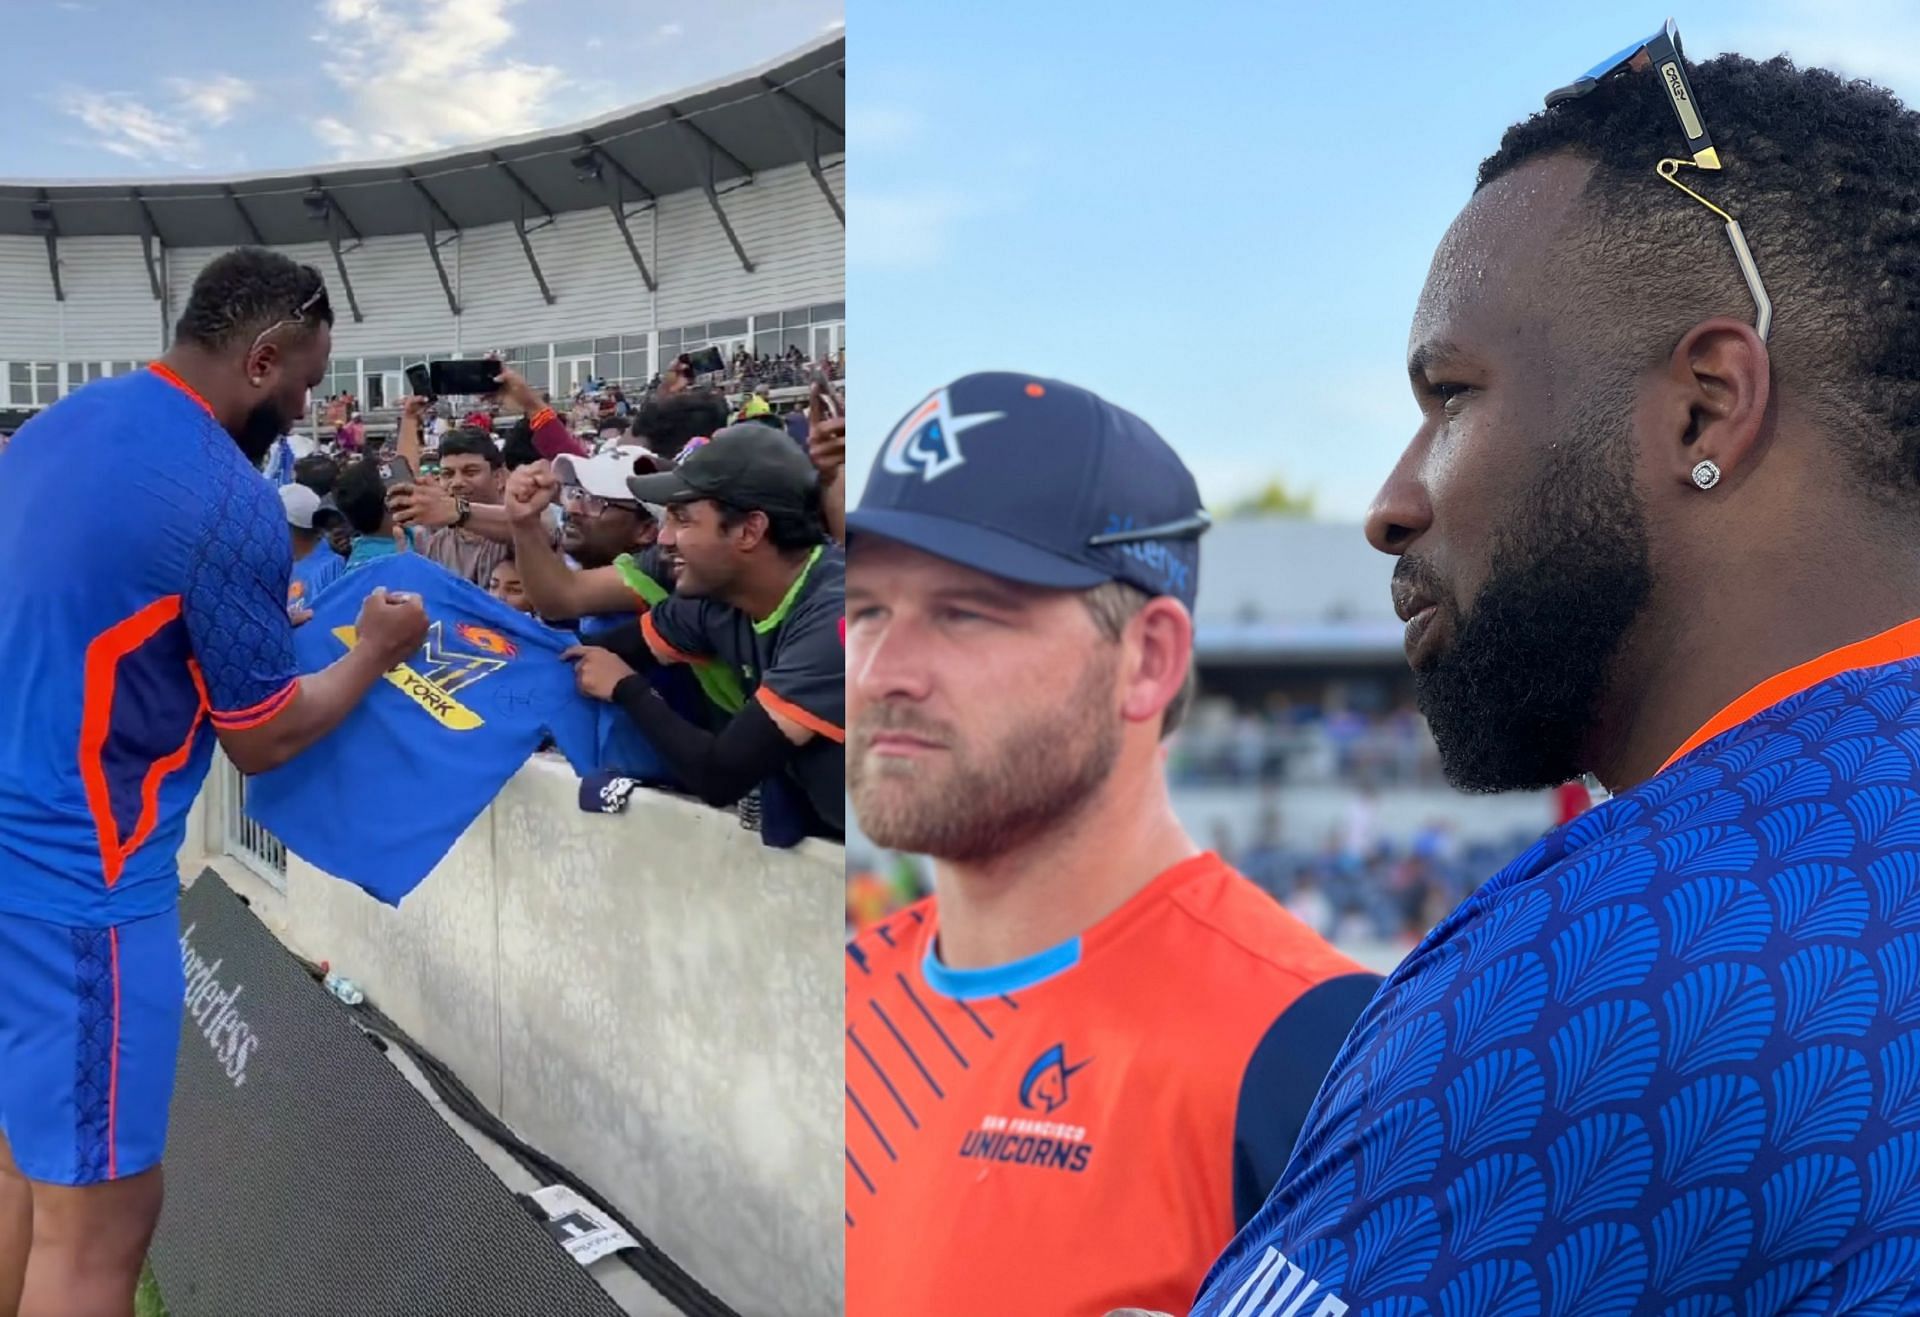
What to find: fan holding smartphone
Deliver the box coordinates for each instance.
[806,371,845,546]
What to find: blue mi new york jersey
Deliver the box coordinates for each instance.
[1196,625,1920,1317]
[243,554,599,904]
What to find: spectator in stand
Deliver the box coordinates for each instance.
[487,557,532,613]
[552,450,663,573]
[499,416,548,472]
[280,483,345,612]
[784,404,811,444]
[387,409,511,587]
[333,456,405,568]
[336,411,365,455]
[293,452,338,496]
[501,448,676,626]
[293,455,352,558]
[807,379,846,546]
[529,426,846,841]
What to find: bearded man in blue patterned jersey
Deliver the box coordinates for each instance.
[1193,35,1920,1317]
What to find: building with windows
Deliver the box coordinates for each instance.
[0,34,843,413]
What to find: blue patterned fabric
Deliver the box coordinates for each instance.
[0,369,298,925]
[1195,658,1920,1316]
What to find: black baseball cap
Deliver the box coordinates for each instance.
[626,423,818,516]
[849,372,1209,611]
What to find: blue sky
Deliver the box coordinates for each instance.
[0,0,842,178]
[850,0,1920,521]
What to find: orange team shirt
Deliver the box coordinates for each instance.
[844,852,1381,1317]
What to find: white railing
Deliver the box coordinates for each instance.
[219,758,287,893]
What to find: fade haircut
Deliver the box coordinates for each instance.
[1082,580,1196,739]
[1477,54,1920,500]
[174,248,333,353]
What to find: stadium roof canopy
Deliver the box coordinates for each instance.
[0,33,842,304]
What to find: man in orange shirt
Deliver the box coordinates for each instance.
[845,372,1379,1316]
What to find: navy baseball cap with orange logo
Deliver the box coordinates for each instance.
[849,372,1209,611]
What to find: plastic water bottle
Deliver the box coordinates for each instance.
[324,971,365,1006]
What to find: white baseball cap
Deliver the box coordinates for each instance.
[279,483,322,529]
[552,450,662,503]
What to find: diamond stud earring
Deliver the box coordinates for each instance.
[1691,460,1722,491]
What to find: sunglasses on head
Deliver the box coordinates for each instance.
[248,280,331,363]
[1545,18,1772,342]
[1085,510,1212,549]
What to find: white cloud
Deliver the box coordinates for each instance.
[55,90,203,166]
[164,75,257,127]
[849,104,920,152]
[849,187,981,270]
[307,0,567,159]
[657,22,683,40]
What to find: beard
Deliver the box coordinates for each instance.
[236,398,290,466]
[1407,392,1653,793]
[850,650,1121,863]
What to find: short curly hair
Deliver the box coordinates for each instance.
[174,247,333,352]
[1478,52,1920,498]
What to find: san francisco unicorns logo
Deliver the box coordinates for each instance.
[1019,1043,1091,1115]
[881,388,1005,483]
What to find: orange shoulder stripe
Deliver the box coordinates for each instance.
[1660,616,1920,772]
[757,686,845,743]
[642,611,707,666]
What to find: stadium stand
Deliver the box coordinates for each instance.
[0,35,844,425]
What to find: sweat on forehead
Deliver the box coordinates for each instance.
[1409,155,1598,370]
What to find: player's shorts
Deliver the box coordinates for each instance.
[0,905,182,1186]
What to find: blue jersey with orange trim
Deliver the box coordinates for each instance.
[1195,623,1920,1317]
[287,544,344,609]
[845,853,1379,1317]
[244,555,603,904]
[0,368,299,926]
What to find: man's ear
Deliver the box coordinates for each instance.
[1659,316,1772,492]
[246,339,279,388]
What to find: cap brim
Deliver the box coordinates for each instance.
[627,469,699,504]
[846,508,1109,590]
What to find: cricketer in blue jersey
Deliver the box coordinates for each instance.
[245,555,604,903]
[1190,37,1920,1317]
[0,250,426,1316]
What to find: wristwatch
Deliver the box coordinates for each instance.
[453,496,472,529]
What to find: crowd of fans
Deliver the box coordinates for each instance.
[848,802,1568,945]
[1167,698,1443,787]
[270,341,849,847]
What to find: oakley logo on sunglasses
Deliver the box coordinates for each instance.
[881,388,1005,483]
[1661,62,1704,138]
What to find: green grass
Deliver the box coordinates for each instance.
[135,1259,167,1317]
